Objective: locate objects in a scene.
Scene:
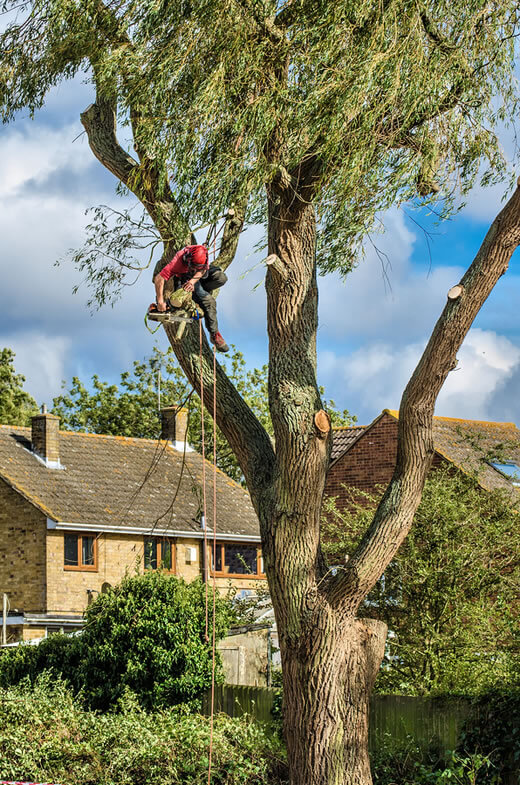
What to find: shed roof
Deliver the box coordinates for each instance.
[330,425,367,462]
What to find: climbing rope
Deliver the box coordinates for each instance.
[208,345,218,785]
[197,316,219,784]
[199,319,210,643]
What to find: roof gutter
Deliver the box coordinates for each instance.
[46,518,261,543]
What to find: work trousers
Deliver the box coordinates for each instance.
[176,265,227,335]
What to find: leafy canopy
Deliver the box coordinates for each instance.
[0,348,38,426]
[1,0,519,277]
[322,466,520,696]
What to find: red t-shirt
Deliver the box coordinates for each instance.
[159,245,209,281]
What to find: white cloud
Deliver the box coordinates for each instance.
[437,329,520,418]
[220,209,464,350]
[0,124,94,198]
[0,333,72,405]
[319,328,520,424]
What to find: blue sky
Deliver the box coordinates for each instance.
[2,73,520,427]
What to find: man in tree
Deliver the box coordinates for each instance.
[152,244,229,352]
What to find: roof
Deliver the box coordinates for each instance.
[332,410,520,493]
[330,425,366,462]
[0,425,260,538]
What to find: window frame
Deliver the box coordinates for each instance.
[63,533,98,572]
[210,542,265,579]
[143,536,177,573]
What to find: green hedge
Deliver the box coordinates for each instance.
[0,677,511,785]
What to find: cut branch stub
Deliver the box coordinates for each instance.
[265,253,288,279]
[314,409,330,436]
[447,284,464,300]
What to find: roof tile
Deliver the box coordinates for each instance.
[0,426,259,537]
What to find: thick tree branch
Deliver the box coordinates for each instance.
[329,178,520,614]
[164,324,276,504]
[214,197,249,271]
[80,96,190,252]
[78,12,273,500]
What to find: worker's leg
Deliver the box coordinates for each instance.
[192,283,219,334]
[192,266,228,333]
[202,266,228,293]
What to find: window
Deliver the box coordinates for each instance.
[64,533,97,571]
[211,543,264,578]
[490,461,520,485]
[144,538,176,572]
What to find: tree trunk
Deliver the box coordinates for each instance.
[263,185,387,784]
[282,616,387,785]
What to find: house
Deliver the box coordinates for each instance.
[0,407,265,643]
[326,408,520,509]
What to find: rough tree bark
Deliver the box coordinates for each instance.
[81,65,520,784]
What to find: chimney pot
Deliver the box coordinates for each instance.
[31,411,61,468]
[160,406,189,448]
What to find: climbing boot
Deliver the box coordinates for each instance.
[211,332,229,353]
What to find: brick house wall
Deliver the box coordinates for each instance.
[0,478,46,614]
[46,530,143,614]
[325,413,444,510]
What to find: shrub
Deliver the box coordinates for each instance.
[0,676,288,785]
[458,691,520,783]
[0,572,233,711]
[371,734,497,785]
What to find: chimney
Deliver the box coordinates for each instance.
[31,406,61,468]
[160,406,190,451]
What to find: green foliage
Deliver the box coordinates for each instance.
[0,675,287,785]
[0,677,509,785]
[1,0,518,291]
[458,692,520,782]
[0,348,38,426]
[52,346,354,482]
[371,734,496,785]
[322,467,520,695]
[0,572,233,711]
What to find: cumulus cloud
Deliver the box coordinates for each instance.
[318,210,464,343]
[1,124,94,198]
[438,329,520,418]
[0,333,72,406]
[0,117,156,404]
[319,328,520,425]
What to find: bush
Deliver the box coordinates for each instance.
[0,676,288,785]
[371,734,497,785]
[0,572,233,711]
[458,691,520,783]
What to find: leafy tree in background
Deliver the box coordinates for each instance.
[0,348,38,426]
[52,346,354,482]
[3,2,520,782]
[322,467,520,696]
[0,572,232,711]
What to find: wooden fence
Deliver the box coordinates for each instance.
[202,685,472,754]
